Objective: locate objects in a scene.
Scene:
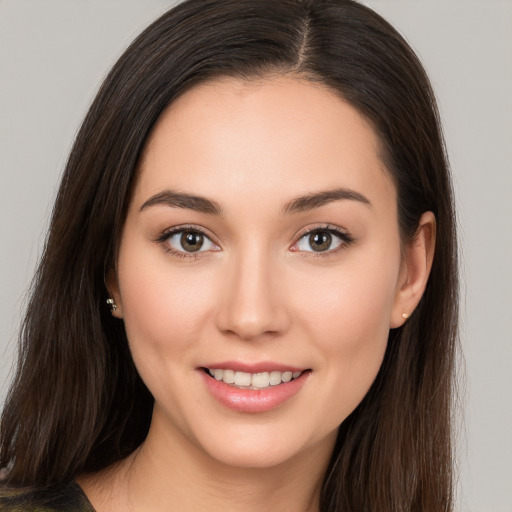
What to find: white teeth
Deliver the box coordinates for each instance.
[281,371,292,383]
[208,368,303,388]
[269,371,282,386]
[234,371,252,387]
[251,372,270,388]
[223,369,235,384]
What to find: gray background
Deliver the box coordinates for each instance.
[0,1,511,510]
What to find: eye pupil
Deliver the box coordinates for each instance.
[309,231,332,252]
[181,231,204,252]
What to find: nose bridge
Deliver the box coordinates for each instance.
[217,242,287,340]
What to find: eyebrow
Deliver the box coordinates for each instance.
[283,188,371,214]
[140,190,222,215]
[140,187,370,216]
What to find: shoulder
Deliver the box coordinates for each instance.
[0,481,95,512]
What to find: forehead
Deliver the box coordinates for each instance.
[134,76,395,212]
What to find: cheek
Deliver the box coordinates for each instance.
[294,253,399,342]
[116,245,217,358]
[290,250,400,417]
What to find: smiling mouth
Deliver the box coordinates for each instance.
[204,368,308,390]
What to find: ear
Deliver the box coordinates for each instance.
[390,211,436,328]
[105,268,123,319]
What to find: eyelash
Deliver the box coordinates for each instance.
[155,225,217,259]
[292,224,354,257]
[155,224,354,259]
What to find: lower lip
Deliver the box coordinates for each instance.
[199,370,310,413]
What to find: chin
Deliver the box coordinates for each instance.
[189,420,337,471]
[210,444,295,469]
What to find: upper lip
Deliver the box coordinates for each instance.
[200,361,307,374]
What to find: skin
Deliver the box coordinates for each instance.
[79,76,435,512]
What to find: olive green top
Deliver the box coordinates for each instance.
[0,482,95,512]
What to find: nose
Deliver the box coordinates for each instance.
[216,247,290,341]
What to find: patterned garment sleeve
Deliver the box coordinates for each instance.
[0,482,95,512]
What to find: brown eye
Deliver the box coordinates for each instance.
[293,227,350,254]
[308,231,332,252]
[163,228,218,255]
[181,231,204,252]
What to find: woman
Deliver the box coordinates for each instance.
[0,0,458,510]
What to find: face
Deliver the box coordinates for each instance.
[111,76,408,470]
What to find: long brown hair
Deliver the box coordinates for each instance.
[1,1,458,510]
